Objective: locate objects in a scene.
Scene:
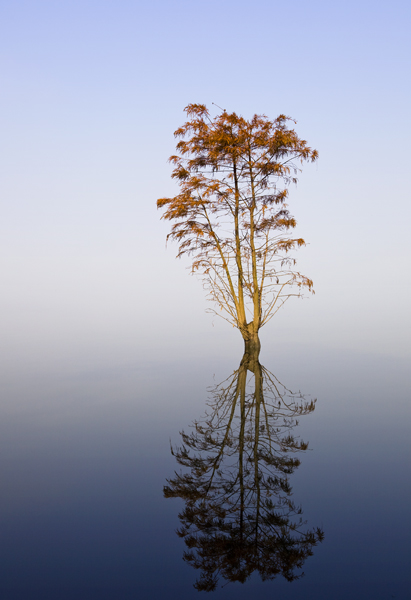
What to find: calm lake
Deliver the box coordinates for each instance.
[1,342,410,599]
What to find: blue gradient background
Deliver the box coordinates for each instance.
[1,1,410,598]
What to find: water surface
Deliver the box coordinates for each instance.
[0,345,410,599]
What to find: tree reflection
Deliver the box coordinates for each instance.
[164,349,324,591]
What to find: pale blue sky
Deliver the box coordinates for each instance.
[1,0,410,374]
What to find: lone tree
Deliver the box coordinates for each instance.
[157,104,317,353]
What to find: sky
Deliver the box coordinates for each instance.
[1,0,411,376]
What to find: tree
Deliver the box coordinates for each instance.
[157,104,318,354]
[164,349,323,591]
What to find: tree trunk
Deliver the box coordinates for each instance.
[241,323,261,360]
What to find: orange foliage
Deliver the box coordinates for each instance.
[157,104,317,341]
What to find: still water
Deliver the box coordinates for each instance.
[1,343,410,599]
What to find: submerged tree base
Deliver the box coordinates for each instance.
[243,333,261,361]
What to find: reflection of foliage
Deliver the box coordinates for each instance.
[164,351,324,591]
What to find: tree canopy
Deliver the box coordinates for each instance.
[157,104,317,352]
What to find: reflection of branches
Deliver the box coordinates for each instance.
[164,351,324,591]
